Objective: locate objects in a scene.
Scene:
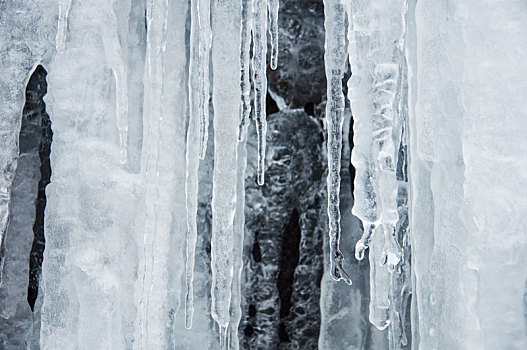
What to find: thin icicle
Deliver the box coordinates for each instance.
[323,0,351,285]
[198,0,212,159]
[228,124,248,350]
[56,0,72,51]
[267,0,279,70]
[210,0,241,341]
[252,0,268,186]
[238,0,253,141]
[184,0,203,330]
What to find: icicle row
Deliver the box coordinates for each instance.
[184,0,203,330]
[323,0,351,285]
[252,0,268,186]
[198,0,212,159]
[268,0,279,70]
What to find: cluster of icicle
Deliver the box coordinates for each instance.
[36,0,279,349]
[323,0,411,344]
[184,0,279,347]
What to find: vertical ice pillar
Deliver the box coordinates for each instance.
[323,0,351,286]
[135,0,188,348]
[409,1,527,349]
[210,0,242,344]
[40,1,138,348]
[252,0,268,186]
[319,111,390,350]
[346,0,408,330]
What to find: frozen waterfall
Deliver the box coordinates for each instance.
[0,0,526,349]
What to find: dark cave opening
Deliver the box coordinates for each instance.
[266,92,279,115]
[277,208,301,343]
[24,65,52,311]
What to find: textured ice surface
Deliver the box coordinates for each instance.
[409,1,527,349]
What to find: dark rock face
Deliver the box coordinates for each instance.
[241,110,325,349]
[28,65,52,312]
[268,0,326,109]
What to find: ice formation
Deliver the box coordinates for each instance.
[1,0,526,349]
[323,0,352,286]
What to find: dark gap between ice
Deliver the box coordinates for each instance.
[277,208,301,343]
[24,65,52,311]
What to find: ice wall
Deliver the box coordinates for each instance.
[409,0,527,349]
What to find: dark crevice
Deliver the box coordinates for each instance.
[304,102,315,116]
[277,208,301,343]
[349,115,356,196]
[266,91,280,115]
[252,230,262,263]
[27,65,52,311]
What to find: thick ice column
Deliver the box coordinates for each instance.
[210,0,242,343]
[346,0,407,329]
[323,0,351,285]
[409,1,477,349]
[459,1,527,347]
[185,0,213,327]
[252,0,268,186]
[409,1,527,349]
[187,0,212,159]
[135,0,189,348]
[40,1,139,349]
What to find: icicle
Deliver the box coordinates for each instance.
[323,0,351,285]
[268,0,279,70]
[197,0,212,159]
[252,0,268,186]
[210,0,242,339]
[56,0,72,51]
[228,120,248,350]
[184,0,203,330]
[238,0,253,141]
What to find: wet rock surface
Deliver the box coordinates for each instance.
[268,0,326,110]
[241,109,326,350]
